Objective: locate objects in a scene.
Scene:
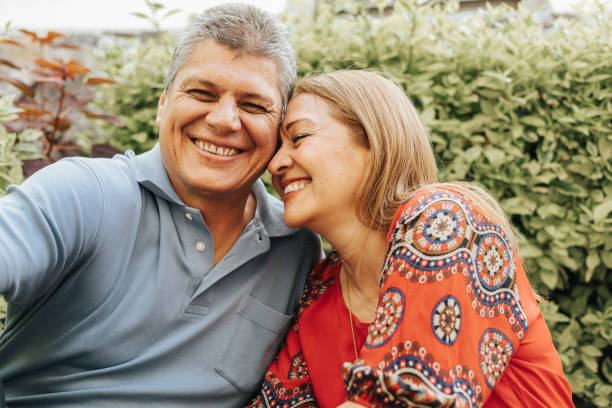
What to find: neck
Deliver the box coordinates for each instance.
[321,216,387,323]
[181,189,257,265]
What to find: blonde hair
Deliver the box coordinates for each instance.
[295,70,438,232]
[295,70,521,253]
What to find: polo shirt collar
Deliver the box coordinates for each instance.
[131,144,295,238]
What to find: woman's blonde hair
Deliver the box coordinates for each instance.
[295,70,438,232]
[295,70,520,253]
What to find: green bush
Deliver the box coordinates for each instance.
[285,1,611,406]
[94,33,172,154]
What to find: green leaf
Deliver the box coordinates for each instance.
[501,196,537,215]
[521,243,543,258]
[464,146,481,163]
[540,267,559,289]
[130,12,149,20]
[484,147,505,165]
[601,250,612,269]
[19,128,42,142]
[163,9,180,18]
[581,354,599,373]
[536,203,565,219]
[586,251,600,282]
[593,200,612,222]
[521,115,546,128]
[603,357,612,383]
[581,345,603,358]
[550,180,588,197]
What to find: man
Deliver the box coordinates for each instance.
[0,4,320,406]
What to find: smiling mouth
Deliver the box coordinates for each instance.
[283,180,310,196]
[192,139,240,157]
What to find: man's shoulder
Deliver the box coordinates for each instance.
[49,151,141,196]
[13,152,142,219]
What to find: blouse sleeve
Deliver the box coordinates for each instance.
[343,187,529,408]
[246,316,318,407]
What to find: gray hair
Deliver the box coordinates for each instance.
[165,3,297,116]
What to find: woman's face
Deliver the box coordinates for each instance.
[268,93,370,233]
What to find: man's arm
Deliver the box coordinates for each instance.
[0,158,105,307]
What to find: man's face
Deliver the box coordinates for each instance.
[156,39,282,206]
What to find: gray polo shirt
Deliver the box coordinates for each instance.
[0,146,320,407]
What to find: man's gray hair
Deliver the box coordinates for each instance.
[165,3,297,116]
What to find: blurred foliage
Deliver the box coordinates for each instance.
[0,93,42,328]
[0,94,41,194]
[0,27,121,162]
[93,0,174,154]
[284,1,611,406]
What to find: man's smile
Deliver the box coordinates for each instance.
[191,138,240,157]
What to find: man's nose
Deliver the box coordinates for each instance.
[206,96,241,132]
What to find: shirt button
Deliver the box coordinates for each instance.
[185,213,193,221]
[196,242,206,252]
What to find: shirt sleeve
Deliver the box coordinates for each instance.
[343,187,529,408]
[0,158,106,306]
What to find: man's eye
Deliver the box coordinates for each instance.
[241,102,267,113]
[188,89,215,99]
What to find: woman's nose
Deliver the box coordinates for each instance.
[268,145,292,175]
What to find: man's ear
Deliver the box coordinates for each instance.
[156,90,167,127]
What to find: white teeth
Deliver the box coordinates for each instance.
[193,139,238,156]
[284,181,309,195]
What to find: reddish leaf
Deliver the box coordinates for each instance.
[57,43,80,50]
[34,58,62,71]
[65,60,90,77]
[41,31,64,44]
[52,144,82,151]
[55,117,72,131]
[19,29,39,42]
[31,68,51,76]
[82,109,125,126]
[0,75,35,97]
[0,38,22,46]
[16,103,52,118]
[0,58,19,69]
[86,77,117,85]
[30,73,65,85]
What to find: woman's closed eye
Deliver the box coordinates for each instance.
[291,133,310,144]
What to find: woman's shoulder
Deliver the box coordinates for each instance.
[388,184,508,244]
[396,185,480,218]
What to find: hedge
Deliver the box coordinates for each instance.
[283,1,611,406]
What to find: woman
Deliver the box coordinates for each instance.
[248,70,573,407]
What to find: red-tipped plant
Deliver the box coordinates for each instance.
[0,28,123,171]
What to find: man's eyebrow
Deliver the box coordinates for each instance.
[182,78,215,88]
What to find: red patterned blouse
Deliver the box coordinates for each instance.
[247,187,574,408]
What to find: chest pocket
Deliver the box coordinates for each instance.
[215,294,291,392]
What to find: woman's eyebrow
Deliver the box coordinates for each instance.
[283,118,315,133]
